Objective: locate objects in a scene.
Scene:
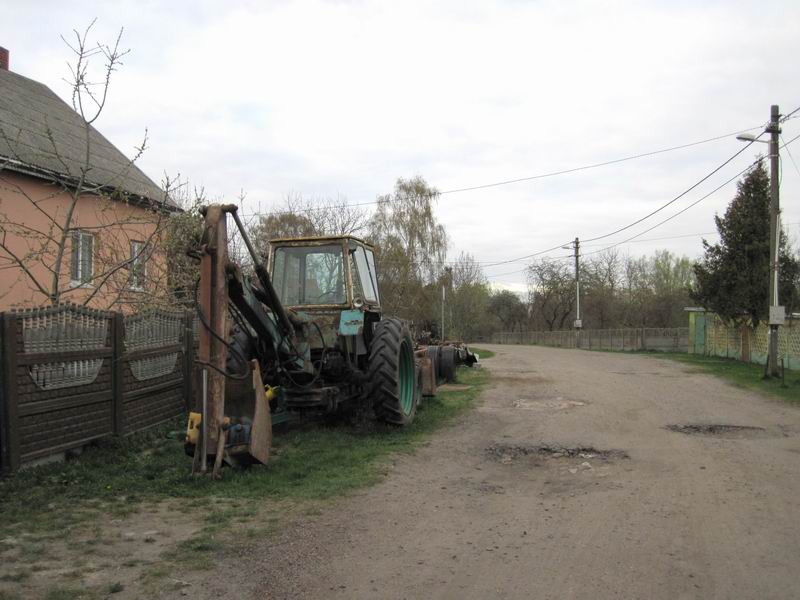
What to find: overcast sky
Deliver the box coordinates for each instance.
[5,0,800,294]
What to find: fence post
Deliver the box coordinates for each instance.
[183,310,194,412]
[1,312,20,472]
[111,312,125,435]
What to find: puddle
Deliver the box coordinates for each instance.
[666,424,768,438]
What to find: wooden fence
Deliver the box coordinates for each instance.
[0,304,194,473]
[487,327,688,352]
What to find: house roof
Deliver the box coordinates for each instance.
[0,67,176,209]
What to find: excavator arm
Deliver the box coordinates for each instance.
[190,204,310,477]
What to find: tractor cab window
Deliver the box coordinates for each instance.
[272,244,346,306]
[350,243,380,305]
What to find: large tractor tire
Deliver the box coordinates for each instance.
[368,318,418,425]
[439,346,457,383]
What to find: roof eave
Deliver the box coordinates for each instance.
[0,157,181,214]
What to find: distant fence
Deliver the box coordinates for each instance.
[688,310,800,369]
[0,304,194,473]
[487,327,688,352]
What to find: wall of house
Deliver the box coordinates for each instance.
[0,171,169,311]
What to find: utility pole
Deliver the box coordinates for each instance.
[767,105,783,377]
[441,283,445,342]
[442,266,452,342]
[573,237,582,344]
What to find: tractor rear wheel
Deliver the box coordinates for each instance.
[368,318,417,425]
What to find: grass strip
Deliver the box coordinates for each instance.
[647,352,800,404]
[0,368,487,537]
[469,346,495,359]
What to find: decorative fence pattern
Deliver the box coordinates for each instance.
[688,310,800,369]
[488,327,688,352]
[0,304,195,473]
[22,306,109,390]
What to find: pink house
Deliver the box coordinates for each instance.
[0,47,179,311]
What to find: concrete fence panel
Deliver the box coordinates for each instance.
[0,304,194,474]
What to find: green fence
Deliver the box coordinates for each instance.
[688,310,800,369]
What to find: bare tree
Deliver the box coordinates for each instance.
[582,249,621,329]
[526,258,576,331]
[447,252,493,341]
[249,192,368,262]
[0,21,176,310]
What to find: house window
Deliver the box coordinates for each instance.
[70,231,94,285]
[130,240,147,290]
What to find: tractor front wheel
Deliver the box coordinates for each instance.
[368,318,417,425]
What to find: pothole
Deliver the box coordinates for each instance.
[513,398,586,411]
[666,424,768,438]
[486,443,629,463]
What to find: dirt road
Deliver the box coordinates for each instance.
[208,345,800,599]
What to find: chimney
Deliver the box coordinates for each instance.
[0,48,8,71]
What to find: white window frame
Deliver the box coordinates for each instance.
[129,240,147,291]
[70,230,95,288]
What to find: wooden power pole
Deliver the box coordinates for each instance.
[767,105,783,377]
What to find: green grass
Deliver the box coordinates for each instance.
[469,346,495,359]
[648,352,800,404]
[0,368,487,538]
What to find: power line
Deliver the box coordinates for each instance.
[483,131,769,269]
[581,134,800,258]
[438,125,763,195]
[781,105,800,122]
[237,122,765,219]
[581,135,763,243]
[477,130,800,279]
[782,135,800,179]
[581,160,759,258]
[349,131,798,272]
[483,266,530,278]
[479,242,573,268]
[582,220,800,250]
[252,120,798,276]
[581,230,718,247]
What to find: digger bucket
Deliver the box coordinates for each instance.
[187,360,272,467]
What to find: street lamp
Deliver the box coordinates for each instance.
[736,108,782,376]
[735,132,760,143]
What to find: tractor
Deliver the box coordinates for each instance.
[186,204,421,477]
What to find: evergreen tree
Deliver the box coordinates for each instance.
[691,162,799,325]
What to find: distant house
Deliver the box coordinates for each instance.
[0,47,179,311]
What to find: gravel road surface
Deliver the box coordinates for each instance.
[196,345,800,599]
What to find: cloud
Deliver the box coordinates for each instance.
[6,0,800,290]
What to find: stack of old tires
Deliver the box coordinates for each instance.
[426,345,457,385]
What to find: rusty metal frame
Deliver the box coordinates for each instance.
[194,204,233,479]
